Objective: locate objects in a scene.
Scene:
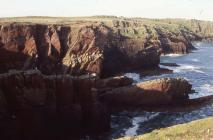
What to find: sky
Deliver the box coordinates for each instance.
[0,0,213,21]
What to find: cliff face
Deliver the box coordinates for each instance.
[0,70,110,139]
[0,23,161,77]
[0,17,201,77]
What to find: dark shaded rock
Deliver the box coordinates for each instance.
[0,90,7,115]
[160,63,180,67]
[0,70,110,140]
[139,67,173,77]
[95,76,133,89]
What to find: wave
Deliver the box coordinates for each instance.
[162,54,184,57]
[190,84,213,98]
[125,113,160,136]
[175,65,204,73]
[191,58,200,62]
[162,64,205,74]
[193,42,202,47]
[124,73,140,83]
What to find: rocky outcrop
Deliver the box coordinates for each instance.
[111,19,198,54]
[155,27,196,54]
[99,78,192,108]
[0,70,110,140]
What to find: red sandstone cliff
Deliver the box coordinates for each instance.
[0,22,196,77]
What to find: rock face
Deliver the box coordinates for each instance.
[0,70,110,140]
[99,78,192,108]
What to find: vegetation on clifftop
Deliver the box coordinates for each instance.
[1,16,213,38]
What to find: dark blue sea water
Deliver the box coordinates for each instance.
[103,42,213,139]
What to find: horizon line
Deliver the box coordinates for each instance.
[0,15,213,22]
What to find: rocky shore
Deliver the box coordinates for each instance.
[1,17,213,139]
[0,70,196,140]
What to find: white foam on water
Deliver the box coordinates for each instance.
[172,64,204,74]
[191,58,200,62]
[162,54,184,57]
[191,84,213,98]
[193,42,202,47]
[125,113,160,136]
[201,84,213,93]
[160,63,204,74]
[124,73,140,83]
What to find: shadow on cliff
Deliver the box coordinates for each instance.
[0,48,31,73]
[0,47,70,75]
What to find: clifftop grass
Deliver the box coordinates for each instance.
[1,16,213,38]
[117,117,213,140]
